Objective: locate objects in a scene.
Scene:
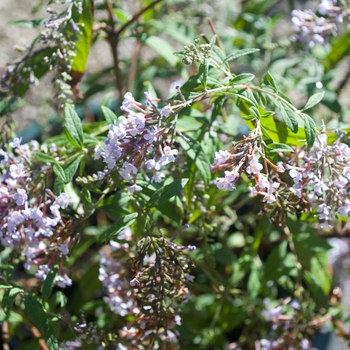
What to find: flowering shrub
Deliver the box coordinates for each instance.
[1,0,350,349]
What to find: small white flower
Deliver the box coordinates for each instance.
[246,158,263,174]
[13,188,27,206]
[58,244,69,255]
[160,105,172,117]
[9,137,22,148]
[53,193,69,209]
[10,163,25,178]
[159,146,178,165]
[127,184,142,193]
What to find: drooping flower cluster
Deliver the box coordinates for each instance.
[98,229,194,349]
[256,298,330,350]
[211,128,285,205]
[286,129,350,228]
[0,138,73,287]
[95,92,180,192]
[291,0,347,47]
[98,228,139,317]
[1,1,83,103]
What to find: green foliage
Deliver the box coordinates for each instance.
[1,0,350,349]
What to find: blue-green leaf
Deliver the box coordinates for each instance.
[302,113,317,147]
[224,48,260,62]
[278,101,298,133]
[24,294,58,350]
[302,91,325,111]
[101,106,118,124]
[53,163,67,183]
[102,213,138,241]
[146,179,188,209]
[64,105,84,148]
[42,266,58,302]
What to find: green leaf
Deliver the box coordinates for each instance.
[302,91,325,111]
[264,241,297,281]
[98,192,131,219]
[0,282,13,289]
[247,267,261,299]
[113,8,129,23]
[3,288,24,314]
[101,106,117,124]
[64,105,84,148]
[24,294,58,349]
[176,137,212,186]
[302,113,317,147]
[324,30,350,72]
[64,155,84,183]
[209,35,217,47]
[198,58,209,89]
[230,73,255,85]
[35,152,57,164]
[245,116,306,147]
[278,101,299,133]
[266,142,294,153]
[69,0,94,75]
[224,48,260,62]
[146,179,188,209]
[263,71,278,92]
[144,36,178,66]
[210,45,229,70]
[101,213,138,241]
[7,19,45,28]
[53,163,67,183]
[303,271,328,307]
[42,266,58,302]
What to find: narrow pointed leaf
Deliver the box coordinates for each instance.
[53,163,67,183]
[101,106,117,124]
[225,48,259,62]
[146,179,188,209]
[266,142,294,153]
[24,294,58,349]
[302,113,317,147]
[302,91,325,111]
[278,102,298,133]
[102,213,138,241]
[42,266,58,302]
[64,105,84,148]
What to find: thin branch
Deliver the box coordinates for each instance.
[114,0,164,38]
[127,39,142,93]
[1,321,10,350]
[105,0,123,98]
[207,17,224,51]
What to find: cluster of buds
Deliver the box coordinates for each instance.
[211,128,285,205]
[0,138,73,287]
[181,38,212,65]
[98,228,195,349]
[291,0,348,47]
[95,92,180,193]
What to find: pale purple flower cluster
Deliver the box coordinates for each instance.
[98,228,139,317]
[259,299,322,349]
[291,0,347,48]
[0,139,72,287]
[95,92,179,191]
[287,130,350,228]
[213,152,282,204]
[291,8,337,47]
